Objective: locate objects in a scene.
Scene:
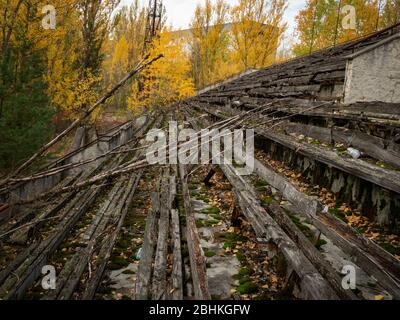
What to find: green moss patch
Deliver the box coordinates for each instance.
[196,220,205,228]
[109,256,129,270]
[239,267,251,276]
[315,239,328,250]
[205,219,220,227]
[287,213,314,242]
[189,183,199,190]
[237,281,258,295]
[255,180,270,192]
[215,232,248,243]
[223,241,234,249]
[379,242,400,256]
[210,214,222,221]
[261,196,274,207]
[204,250,217,258]
[329,206,349,223]
[203,207,221,215]
[235,251,247,263]
[122,270,135,275]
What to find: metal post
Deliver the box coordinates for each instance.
[376,0,382,31]
[334,0,343,46]
[310,0,319,54]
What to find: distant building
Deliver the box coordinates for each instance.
[171,23,236,41]
[170,22,279,91]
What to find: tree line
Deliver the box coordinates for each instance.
[0,0,399,172]
[294,0,400,56]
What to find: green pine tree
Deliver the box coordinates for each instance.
[0,38,55,172]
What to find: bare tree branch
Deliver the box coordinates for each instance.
[0,54,163,187]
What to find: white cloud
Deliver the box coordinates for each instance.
[119,0,307,34]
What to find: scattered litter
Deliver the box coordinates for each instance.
[347,148,361,159]
[136,248,143,260]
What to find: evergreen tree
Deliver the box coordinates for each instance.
[0,3,54,171]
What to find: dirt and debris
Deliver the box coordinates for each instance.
[255,150,400,261]
[188,166,289,300]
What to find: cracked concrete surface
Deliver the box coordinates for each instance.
[344,35,400,104]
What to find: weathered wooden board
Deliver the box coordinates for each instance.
[179,165,210,300]
[220,163,339,300]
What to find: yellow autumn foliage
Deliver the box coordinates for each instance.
[102,2,147,111]
[128,30,195,112]
[50,72,102,121]
[44,0,115,121]
[112,36,129,71]
[190,0,235,89]
[189,0,287,90]
[293,0,400,56]
[230,0,287,70]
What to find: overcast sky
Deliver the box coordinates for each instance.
[119,0,307,37]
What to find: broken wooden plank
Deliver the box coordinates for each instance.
[0,187,101,300]
[178,164,210,300]
[152,169,174,300]
[135,193,160,300]
[254,158,321,218]
[252,155,400,299]
[170,209,183,300]
[0,146,135,299]
[43,177,132,300]
[1,55,163,183]
[266,201,359,300]
[189,104,400,295]
[81,173,142,300]
[285,123,400,169]
[257,125,400,194]
[220,163,339,300]
[196,106,400,198]
[203,168,217,187]
[316,212,400,299]
[7,183,79,245]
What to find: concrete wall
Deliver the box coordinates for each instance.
[5,116,148,203]
[64,119,143,178]
[344,35,400,104]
